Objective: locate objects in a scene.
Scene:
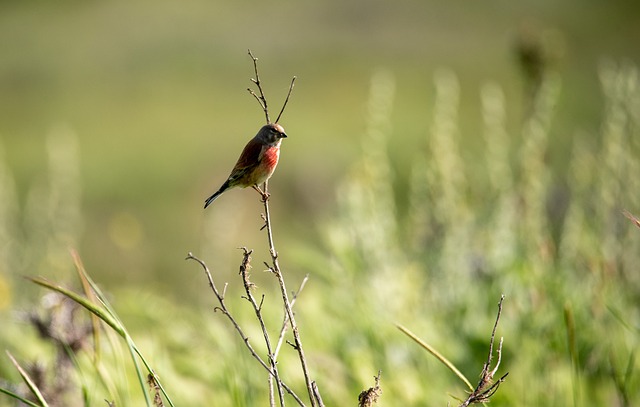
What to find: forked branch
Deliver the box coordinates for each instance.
[246,49,296,124]
[237,247,286,407]
[459,295,508,406]
[247,49,270,123]
[185,253,305,406]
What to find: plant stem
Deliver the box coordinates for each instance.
[262,180,319,407]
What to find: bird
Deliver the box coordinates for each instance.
[204,123,288,208]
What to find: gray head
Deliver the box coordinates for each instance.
[258,123,288,144]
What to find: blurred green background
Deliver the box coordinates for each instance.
[0,0,637,295]
[1,0,639,406]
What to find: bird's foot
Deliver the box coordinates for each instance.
[252,185,270,202]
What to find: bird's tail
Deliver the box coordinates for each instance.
[204,181,229,209]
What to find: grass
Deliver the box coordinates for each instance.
[1,2,640,404]
[1,56,638,406]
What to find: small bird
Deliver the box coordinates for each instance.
[204,123,288,208]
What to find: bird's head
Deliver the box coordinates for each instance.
[258,123,288,145]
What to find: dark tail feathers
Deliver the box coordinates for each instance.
[204,181,229,208]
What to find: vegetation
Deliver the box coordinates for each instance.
[1,2,639,406]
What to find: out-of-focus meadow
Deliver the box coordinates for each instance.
[1,0,640,406]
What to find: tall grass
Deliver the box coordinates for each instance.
[321,61,639,405]
[1,61,639,406]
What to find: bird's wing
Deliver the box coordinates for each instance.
[227,137,264,182]
[236,137,265,168]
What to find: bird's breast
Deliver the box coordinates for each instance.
[262,145,280,168]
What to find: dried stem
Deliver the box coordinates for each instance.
[274,275,309,358]
[185,253,305,406]
[247,50,296,125]
[275,77,297,123]
[358,371,382,407]
[260,180,320,407]
[459,295,508,407]
[238,247,286,407]
[269,274,310,406]
[247,49,270,124]
[311,381,325,407]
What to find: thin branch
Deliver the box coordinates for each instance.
[490,337,504,378]
[312,381,325,407]
[185,253,305,406]
[483,294,504,377]
[247,49,270,124]
[260,180,319,407]
[269,274,310,406]
[275,76,297,123]
[459,295,508,407]
[274,274,309,358]
[237,247,286,407]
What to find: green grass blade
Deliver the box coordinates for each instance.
[0,386,43,407]
[132,349,176,407]
[27,277,154,406]
[68,253,173,406]
[124,335,152,407]
[27,277,125,338]
[29,256,175,407]
[68,266,175,407]
[396,324,474,391]
[5,351,50,407]
[71,249,103,363]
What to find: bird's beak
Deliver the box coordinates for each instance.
[280,133,288,138]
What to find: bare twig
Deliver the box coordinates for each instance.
[185,253,305,406]
[358,371,382,407]
[311,381,325,407]
[274,274,309,358]
[247,49,270,124]
[261,180,319,406]
[275,77,297,123]
[268,274,310,406]
[459,295,508,407]
[237,247,286,407]
[247,50,296,125]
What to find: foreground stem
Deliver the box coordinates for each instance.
[261,181,320,407]
[186,253,305,406]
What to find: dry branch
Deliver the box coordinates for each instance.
[247,49,296,124]
[260,180,320,407]
[358,371,382,407]
[185,253,305,406]
[459,295,508,406]
[237,247,286,407]
[247,49,271,124]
